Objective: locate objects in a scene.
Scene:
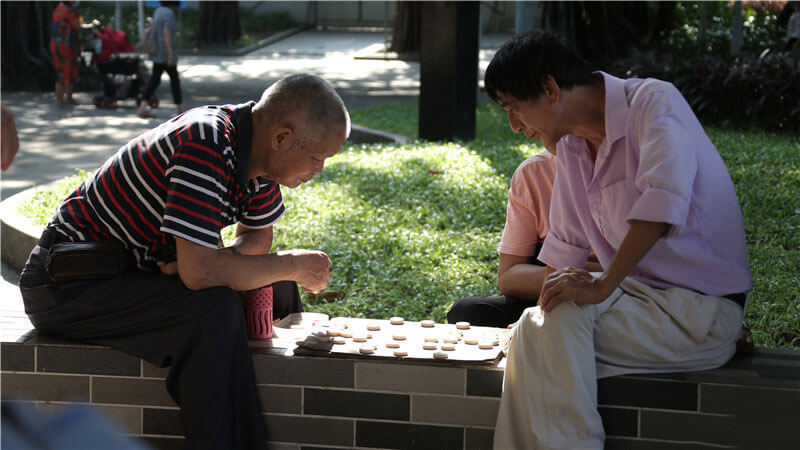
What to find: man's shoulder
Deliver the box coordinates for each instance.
[516,151,556,173]
[185,105,236,131]
[157,106,239,157]
[511,151,557,186]
[155,6,176,23]
[625,77,682,108]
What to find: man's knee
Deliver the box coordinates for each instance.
[446,298,474,324]
[517,302,589,336]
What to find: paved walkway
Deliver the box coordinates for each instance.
[0,29,510,338]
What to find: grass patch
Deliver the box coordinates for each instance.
[18,170,91,226]
[20,103,800,349]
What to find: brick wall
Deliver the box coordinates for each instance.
[2,337,799,449]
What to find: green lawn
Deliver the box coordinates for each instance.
[20,102,800,349]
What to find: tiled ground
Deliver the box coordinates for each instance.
[1,262,32,342]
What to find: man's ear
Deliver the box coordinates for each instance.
[273,126,294,150]
[543,75,560,105]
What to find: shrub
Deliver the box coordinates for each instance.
[611,50,800,134]
[661,1,785,57]
[609,2,799,134]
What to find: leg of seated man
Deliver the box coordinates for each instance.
[493,278,742,449]
[20,245,267,449]
[272,280,303,320]
[447,294,535,328]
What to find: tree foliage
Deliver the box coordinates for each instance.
[537,1,676,66]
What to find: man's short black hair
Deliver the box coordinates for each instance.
[484,30,597,104]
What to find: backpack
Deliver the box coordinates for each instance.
[138,24,157,55]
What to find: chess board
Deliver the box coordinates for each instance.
[273,313,510,364]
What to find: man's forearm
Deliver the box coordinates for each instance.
[176,236,330,292]
[179,249,294,291]
[596,220,670,295]
[499,264,548,300]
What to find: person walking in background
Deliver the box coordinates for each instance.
[138,1,183,118]
[49,1,95,107]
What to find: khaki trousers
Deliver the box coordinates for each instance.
[493,277,743,450]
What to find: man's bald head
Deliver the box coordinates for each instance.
[253,74,350,147]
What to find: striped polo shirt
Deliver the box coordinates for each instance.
[46,102,285,271]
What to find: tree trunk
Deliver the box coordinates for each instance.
[699,1,708,48]
[197,1,241,48]
[1,1,57,90]
[731,0,743,56]
[389,1,421,53]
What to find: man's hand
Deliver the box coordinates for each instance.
[157,260,178,275]
[538,267,611,313]
[538,220,669,314]
[279,249,331,293]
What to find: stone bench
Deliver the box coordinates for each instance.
[3,330,798,450]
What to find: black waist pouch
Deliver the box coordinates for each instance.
[45,241,130,284]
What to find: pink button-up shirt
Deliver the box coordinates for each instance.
[498,151,556,256]
[539,72,752,297]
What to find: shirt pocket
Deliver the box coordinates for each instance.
[598,180,639,249]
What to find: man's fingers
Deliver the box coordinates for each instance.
[539,283,562,311]
[158,261,178,275]
[541,286,571,313]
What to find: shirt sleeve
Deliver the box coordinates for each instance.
[161,140,231,248]
[627,83,698,237]
[164,9,177,32]
[239,179,285,229]
[538,144,593,269]
[498,154,555,256]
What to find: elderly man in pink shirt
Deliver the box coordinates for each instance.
[484,31,752,449]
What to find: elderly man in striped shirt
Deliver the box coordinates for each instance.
[19,74,350,449]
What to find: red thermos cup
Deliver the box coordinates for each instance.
[245,285,273,339]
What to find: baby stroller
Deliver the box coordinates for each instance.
[84,27,158,110]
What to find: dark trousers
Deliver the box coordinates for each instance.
[140,62,182,105]
[19,245,301,449]
[447,294,537,328]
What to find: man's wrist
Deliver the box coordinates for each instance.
[594,272,619,300]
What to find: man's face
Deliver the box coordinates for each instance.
[497,91,561,154]
[272,133,343,188]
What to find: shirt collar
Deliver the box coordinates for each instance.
[233,101,255,185]
[599,71,629,148]
[560,72,629,160]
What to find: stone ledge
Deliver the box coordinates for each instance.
[0,187,43,271]
[348,123,409,145]
[2,336,799,449]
